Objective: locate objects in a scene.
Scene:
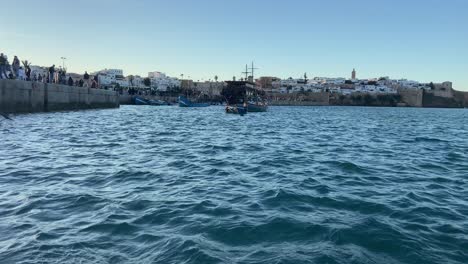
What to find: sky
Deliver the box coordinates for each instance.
[1,0,467,90]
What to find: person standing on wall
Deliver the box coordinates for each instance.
[0,53,8,79]
[84,71,90,87]
[57,68,62,83]
[12,56,20,78]
[25,65,31,81]
[60,69,66,84]
[93,74,99,88]
[48,65,55,83]
[18,67,26,80]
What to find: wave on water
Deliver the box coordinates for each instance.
[0,106,467,263]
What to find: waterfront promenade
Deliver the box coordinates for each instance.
[0,79,119,114]
[2,78,467,115]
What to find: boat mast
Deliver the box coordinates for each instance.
[242,64,249,81]
[249,61,258,82]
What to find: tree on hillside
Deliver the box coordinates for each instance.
[429,82,435,90]
[143,78,151,87]
[214,75,218,82]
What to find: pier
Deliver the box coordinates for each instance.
[0,79,119,114]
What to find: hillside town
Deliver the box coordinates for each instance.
[0,52,459,106]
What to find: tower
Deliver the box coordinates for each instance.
[352,68,356,80]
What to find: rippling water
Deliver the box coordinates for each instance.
[1,106,467,264]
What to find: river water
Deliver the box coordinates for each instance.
[0,106,467,264]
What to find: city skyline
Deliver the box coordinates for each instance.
[1,0,467,90]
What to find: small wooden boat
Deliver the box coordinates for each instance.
[226,105,247,116]
[178,96,210,107]
[247,102,268,112]
[134,97,170,106]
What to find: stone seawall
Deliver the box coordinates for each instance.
[423,92,463,108]
[269,92,330,106]
[398,89,423,107]
[270,101,329,106]
[453,91,468,108]
[0,79,119,114]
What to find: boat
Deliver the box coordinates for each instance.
[221,63,268,115]
[222,80,268,114]
[178,96,210,107]
[225,105,247,116]
[247,99,268,112]
[134,96,170,106]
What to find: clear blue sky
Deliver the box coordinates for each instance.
[1,0,467,90]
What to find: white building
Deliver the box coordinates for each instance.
[127,75,146,88]
[148,71,181,91]
[393,79,420,89]
[313,77,346,85]
[30,65,48,78]
[353,84,396,94]
[148,71,166,79]
[280,78,297,87]
[94,69,129,87]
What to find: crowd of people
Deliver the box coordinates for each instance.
[1,53,28,80]
[0,53,99,88]
[1,53,182,96]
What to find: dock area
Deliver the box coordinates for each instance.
[0,79,119,114]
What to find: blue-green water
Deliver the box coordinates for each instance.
[0,106,467,264]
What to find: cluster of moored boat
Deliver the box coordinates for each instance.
[134,64,268,115]
[134,80,268,115]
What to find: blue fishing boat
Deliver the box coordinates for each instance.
[134,97,170,106]
[178,96,210,107]
[247,100,268,112]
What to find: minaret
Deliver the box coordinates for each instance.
[352,68,356,80]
